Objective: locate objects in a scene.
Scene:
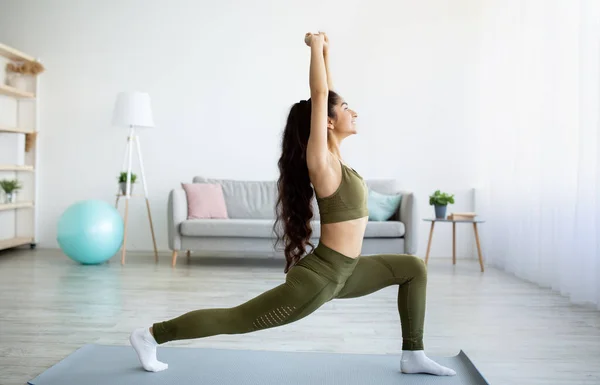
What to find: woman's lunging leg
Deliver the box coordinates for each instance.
[334,253,427,350]
[152,266,330,342]
[130,262,333,372]
[334,254,455,376]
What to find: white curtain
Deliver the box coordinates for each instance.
[474,0,600,309]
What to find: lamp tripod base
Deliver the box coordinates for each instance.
[116,126,158,264]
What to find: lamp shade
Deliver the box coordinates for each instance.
[112,91,155,128]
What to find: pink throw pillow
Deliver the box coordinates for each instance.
[181,183,228,219]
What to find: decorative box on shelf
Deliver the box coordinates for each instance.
[447,212,477,221]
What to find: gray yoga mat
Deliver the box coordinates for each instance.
[28,344,490,385]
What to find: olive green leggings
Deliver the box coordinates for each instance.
[152,242,427,350]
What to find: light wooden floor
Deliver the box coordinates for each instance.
[1,248,599,385]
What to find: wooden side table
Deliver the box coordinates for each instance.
[423,218,486,272]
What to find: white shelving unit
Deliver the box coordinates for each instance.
[0,42,40,251]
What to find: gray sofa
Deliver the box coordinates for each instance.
[168,176,418,266]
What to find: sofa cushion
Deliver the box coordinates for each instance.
[368,188,402,221]
[180,219,405,239]
[182,183,229,219]
[365,179,402,220]
[192,177,277,219]
[192,176,321,220]
[364,220,405,237]
[181,219,278,238]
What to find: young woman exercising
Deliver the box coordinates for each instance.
[130,32,456,377]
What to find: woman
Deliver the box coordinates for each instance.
[130,32,456,377]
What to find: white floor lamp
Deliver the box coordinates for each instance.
[112,91,158,264]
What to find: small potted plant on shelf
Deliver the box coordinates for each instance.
[0,179,22,204]
[5,60,45,91]
[118,172,137,195]
[429,190,455,219]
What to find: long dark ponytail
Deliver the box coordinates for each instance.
[274,91,340,273]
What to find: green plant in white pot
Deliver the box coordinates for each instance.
[118,172,137,195]
[429,190,455,219]
[0,179,22,204]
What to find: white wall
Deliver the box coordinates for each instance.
[0,0,484,259]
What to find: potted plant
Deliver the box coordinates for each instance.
[429,190,455,219]
[0,179,23,204]
[118,172,137,195]
[5,60,45,91]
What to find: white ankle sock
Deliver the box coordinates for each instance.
[129,327,168,372]
[400,350,456,376]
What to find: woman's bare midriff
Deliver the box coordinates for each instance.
[319,216,369,259]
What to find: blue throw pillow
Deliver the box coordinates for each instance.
[367,189,402,221]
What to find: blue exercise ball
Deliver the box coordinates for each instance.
[57,200,124,265]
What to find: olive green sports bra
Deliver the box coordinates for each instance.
[315,160,369,224]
